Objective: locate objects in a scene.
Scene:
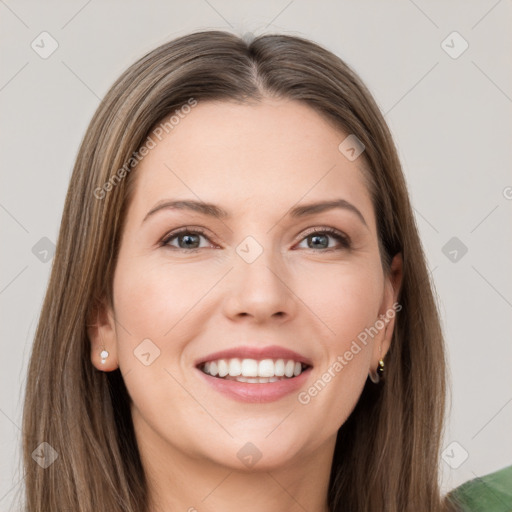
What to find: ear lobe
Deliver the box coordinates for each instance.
[87,299,118,371]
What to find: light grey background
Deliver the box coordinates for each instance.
[1,0,511,508]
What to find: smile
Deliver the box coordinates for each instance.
[199,358,310,383]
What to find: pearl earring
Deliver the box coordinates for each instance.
[100,349,109,364]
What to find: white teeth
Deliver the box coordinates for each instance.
[200,357,308,380]
[258,359,275,377]
[284,360,295,378]
[217,359,229,377]
[275,359,285,376]
[228,358,241,376]
[241,359,259,377]
[219,376,283,383]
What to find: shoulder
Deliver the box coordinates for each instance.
[446,464,512,512]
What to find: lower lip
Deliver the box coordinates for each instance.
[196,367,313,403]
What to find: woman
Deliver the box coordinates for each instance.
[20,29,483,511]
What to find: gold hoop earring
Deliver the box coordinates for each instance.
[369,358,385,384]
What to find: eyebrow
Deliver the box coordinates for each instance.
[142,198,368,227]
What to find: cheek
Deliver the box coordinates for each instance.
[111,259,204,422]
[292,261,381,410]
[113,256,208,332]
[295,271,379,434]
[293,259,384,346]
[111,255,219,381]
[292,263,382,427]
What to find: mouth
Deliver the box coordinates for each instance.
[197,358,312,384]
[194,345,313,402]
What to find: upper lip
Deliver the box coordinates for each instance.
[195,345,313,367]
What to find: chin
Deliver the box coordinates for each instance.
[199,431,311,472]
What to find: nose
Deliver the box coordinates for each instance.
[222,248,297,324]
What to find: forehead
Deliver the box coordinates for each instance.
[128,98,374,226]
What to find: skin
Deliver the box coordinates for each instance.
[89,98,402,512]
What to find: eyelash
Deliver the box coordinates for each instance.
[159,226,351,253]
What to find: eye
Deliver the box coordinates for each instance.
[161,227,214,251]
[160,226,351,252]
[296,227,351,251]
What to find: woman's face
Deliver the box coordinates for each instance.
[92,98,401,471]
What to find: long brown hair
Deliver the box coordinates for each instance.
[20,29,456,511]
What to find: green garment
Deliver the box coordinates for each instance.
[446,464,512,512]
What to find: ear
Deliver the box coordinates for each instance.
[87,298,118,372]
[371,252,403,367]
